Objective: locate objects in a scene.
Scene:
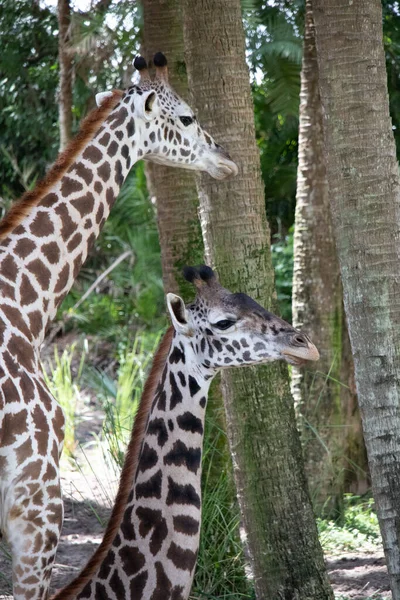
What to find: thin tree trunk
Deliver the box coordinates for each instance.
[313,0,400,596]
[58,0,73,150]
[142,0,203,297]
[292,0,368,517]
[182,1,333,597]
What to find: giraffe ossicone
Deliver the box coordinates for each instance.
[53,265,319,600]
[0,53,238,600]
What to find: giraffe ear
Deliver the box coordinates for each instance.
[136,89,160,121]
[96,91,114,107]
[166,293,191,335]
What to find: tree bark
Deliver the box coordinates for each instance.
[142,0,204,298]
[182,1,333,597]
[312,0,400,596]
[58,0,73,150]
[292,0,368,517]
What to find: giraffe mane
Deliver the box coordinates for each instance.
[52,326,174,600]
[0,89,124,242]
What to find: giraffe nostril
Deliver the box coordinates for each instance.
[293,334,307,346]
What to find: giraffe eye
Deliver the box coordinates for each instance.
[213,319,236,330]
[179,116,194,126]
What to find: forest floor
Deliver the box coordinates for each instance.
[0,340,392,600]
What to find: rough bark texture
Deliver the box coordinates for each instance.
[142,0,204,298]
[292,0,368,517]
[182,1,333,598]
[58,0,73,151]
[313,0,400,596]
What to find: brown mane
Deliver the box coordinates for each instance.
[52,326,174,600]
[0,89,124,242]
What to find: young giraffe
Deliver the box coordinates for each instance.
[0,54,238,600]
[54,265,319,600]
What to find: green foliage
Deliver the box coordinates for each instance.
[271,227,294,321]
[0,0,59,198]
[318,495,381,556]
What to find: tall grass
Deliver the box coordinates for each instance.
[43,343,86,457]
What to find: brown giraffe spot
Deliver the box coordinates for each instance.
[13,225,26,236]
[129,570,148,599]
[44,529,58,552]
[83,145,103,163]
[67,232,82,253]
[55,203,76,240]
[0,408,27,446]
[40,192,59,208]
[115,159,123,186]
[43,462,56,482]
[95,203,104,224]
[106,187,115,208]
[8,334,35,372]
[97,161,111,182]
[167,542,197,572]
[47,484,61,498]
[1,280,15,300]
[0,319,6,346]
[34,381,52,411]
[19,372,35,402]
[107,141,118,156]
[84,218,93,229]
[73,253,83,279]
[0,455,7,475]
[21,458,42,481]
[32,533,44,554]
[173,514,199,536]
[136,507,168,556]
[120,505,136,540]
[98,132,110,146]
[47,502,63,525]
[26,509,44,528]
[150,562,172,600]
[42,241,60,264]
[94,181,103,194]
[27,482,40,495]
[3,377,20,403]
[16,438,34,463]
[1,305,31,339]
[70,162,93,185]
[109,106,128,130]
[118,546,145,576]
[30,212,55,237]
[95,581,108,599]
[32,489,44,506]
[24,523,35,535]
[28,310,43,339]
[54,263,70,293]
[71,192,95,217]
[20,273,39,306]
[15,238,36,259]
[0,254,18,281]
[27,258,51,289]
[87,232,96,251]
[109,569,125,598]
[98,549,114,580]
[54,405,65,443]
[9,504,23,520]
[32,404,50,456]
[51,439,59,463]
[3,351,20,377]
[61,176,83,197]
[22,574,40,585]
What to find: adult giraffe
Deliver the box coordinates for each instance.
[0,53,237,600]
[54,265,319,600]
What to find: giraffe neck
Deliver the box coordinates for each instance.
[56,329,214,600]
[0,99,144,349]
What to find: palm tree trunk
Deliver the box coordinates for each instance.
[142,0,203,297]
[292,0,368,518]
[313,0,400,596]
[182,1,333,597]
[57,0,73,150]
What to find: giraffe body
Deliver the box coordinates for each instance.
[54,265,319,600]
[0,54,238,600]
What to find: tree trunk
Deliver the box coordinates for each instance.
[182,1,333,598]
[58,0,73,150]
[292,0,368,518]
[142,0,203,297]
[313,0,400,596]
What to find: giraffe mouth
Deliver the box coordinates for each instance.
[208,158,239,179]
[282,345,320,366]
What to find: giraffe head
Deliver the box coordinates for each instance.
[166,265,319,369]
[97,53,238,179]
